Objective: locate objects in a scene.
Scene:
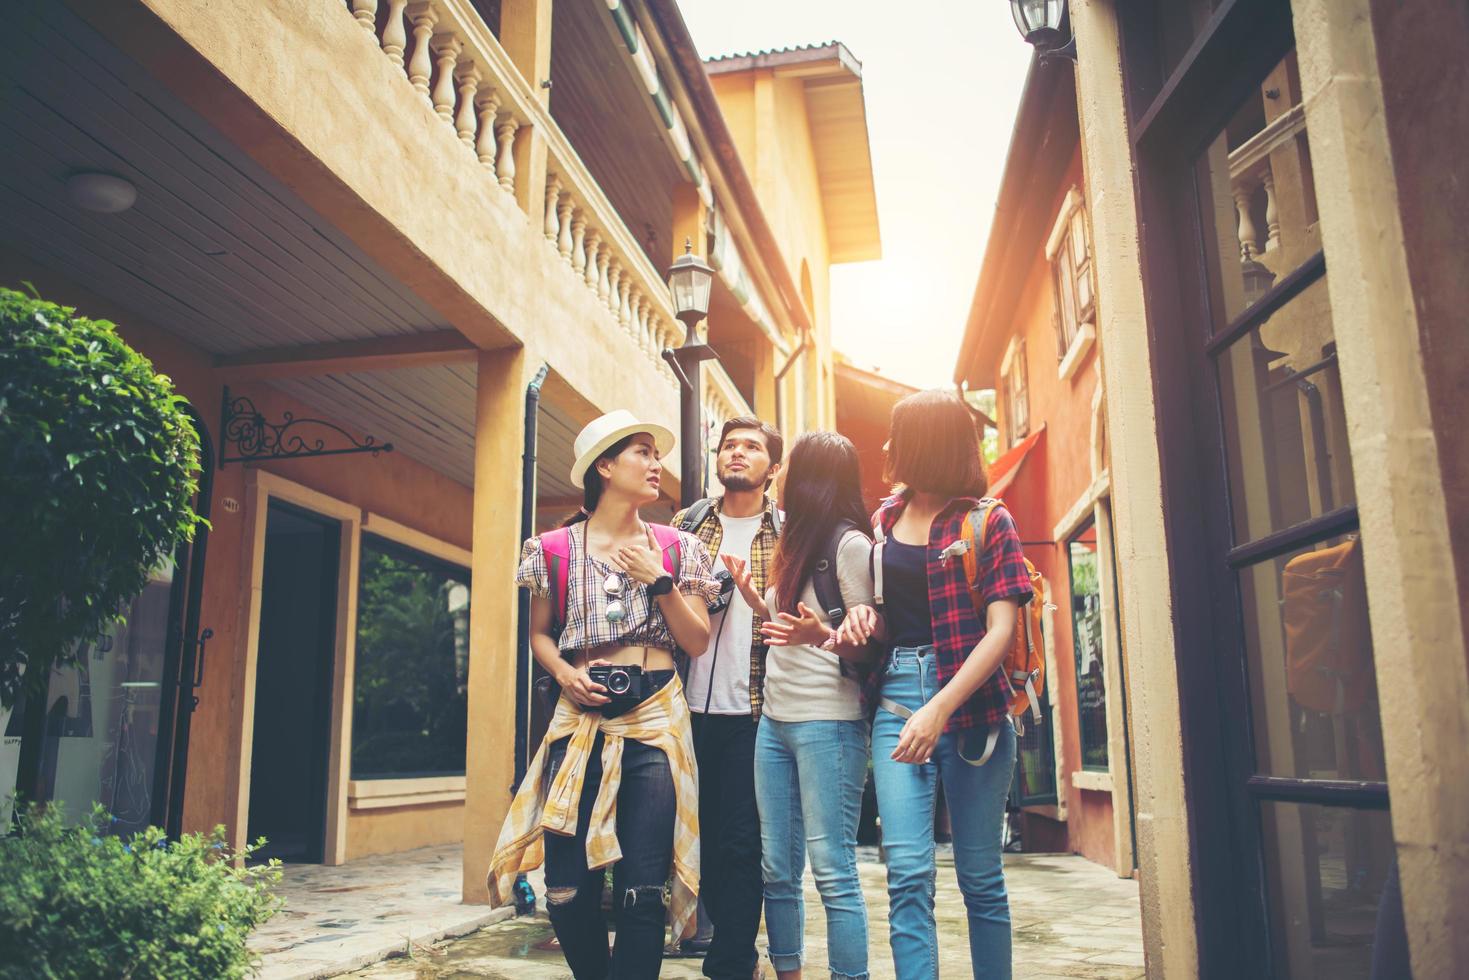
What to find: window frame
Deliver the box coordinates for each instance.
[349,513,473,793]
[1046,187,1099,380]
[1000,336,1030,445]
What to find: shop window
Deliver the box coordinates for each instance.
[0,562,176,834]
[1046,189,1096,375]
[352,535,471,779]
[1067,520,1109,771]
[1013,677,1059,807]
[1001,338,1030,447]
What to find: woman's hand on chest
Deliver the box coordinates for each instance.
[585,525,665,586]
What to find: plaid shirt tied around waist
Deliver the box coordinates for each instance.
[673,494,780,718]
[487,677,700,944]
[870,492,1034,733]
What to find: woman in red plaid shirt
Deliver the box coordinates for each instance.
[837,390,1033,980]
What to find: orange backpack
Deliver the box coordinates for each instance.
[960,499,1048,731]
[1282,537,1371,715]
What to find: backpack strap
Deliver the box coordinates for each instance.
[540,526,573,636]
[870,515,887,607]
[960,498,1005,602]
[811,520,859,627]
[676,497,716,534]
[769,502,783,537]
[648,524,683,579]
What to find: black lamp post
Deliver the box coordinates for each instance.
[1009,0,1077,62]
[663,239,719,509]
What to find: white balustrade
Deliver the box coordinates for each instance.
[345,0,748,412]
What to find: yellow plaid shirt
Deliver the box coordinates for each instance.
[487,677,700,943]
[673,495,780,717]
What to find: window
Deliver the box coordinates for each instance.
[1013,677,1059,807]
[1001,338,1030,446]
[352,534,471,779]
[1047,189,1096,362]
[1067,520,1108,771]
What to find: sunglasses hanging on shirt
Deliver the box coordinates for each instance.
[603,572,627,624]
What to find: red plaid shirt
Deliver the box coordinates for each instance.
[871,492,1034,733]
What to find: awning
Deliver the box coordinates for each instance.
[987,425,1045,498]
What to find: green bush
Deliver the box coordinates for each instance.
[0,286,203,708]
[0,803,282,980]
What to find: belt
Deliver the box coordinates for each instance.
[877,697,1005,767]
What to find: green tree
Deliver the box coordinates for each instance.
[0,286,202,710]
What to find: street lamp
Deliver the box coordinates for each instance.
[1009,0,1077,62]
[663,239,720,508]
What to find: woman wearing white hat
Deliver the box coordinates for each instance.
[489,410,720,979]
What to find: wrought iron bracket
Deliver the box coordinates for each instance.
[219,386,394,468]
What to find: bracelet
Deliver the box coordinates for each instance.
[820,629,839,651]
[648,574,675,597]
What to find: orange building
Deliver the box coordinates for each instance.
[953,58,1134,876]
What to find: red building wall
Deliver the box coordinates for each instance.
[987,150,1118,870]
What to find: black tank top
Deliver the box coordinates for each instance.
[883,538,933,647]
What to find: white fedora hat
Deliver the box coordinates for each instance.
[570,410,676,488]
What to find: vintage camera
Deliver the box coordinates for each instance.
[708,567,735,615]
[587,663,646,715]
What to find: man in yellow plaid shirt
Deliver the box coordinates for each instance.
[674,415,783,980]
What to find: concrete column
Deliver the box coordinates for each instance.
[462,346,530,903]
[1290,0,1469,974]
[498,0,552,103]
[500,0,551,219]
[1069,2,1198,976]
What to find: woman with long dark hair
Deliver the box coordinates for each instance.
[837,390,1033,980]
[488,410,719,980]
[726,431,876,980]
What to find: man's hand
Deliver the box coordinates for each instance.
[720,554,768,618]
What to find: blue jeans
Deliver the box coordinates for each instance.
[754,717,871,979]
[871,647,1017,980]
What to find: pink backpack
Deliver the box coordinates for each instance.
[540,524,684,635]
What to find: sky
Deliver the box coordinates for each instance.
[679,0,1034,390]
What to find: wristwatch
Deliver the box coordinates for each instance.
[648,574,675,597]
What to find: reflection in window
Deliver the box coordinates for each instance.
[1260,801,1395,979]
[1218,278,1355,542]
[1067,521,1108,771]
[1014,681,1058,807]
[352,535,470,779]
[0,564,175,835]
[1240,534,1384,784]
[1197,51,1320,326]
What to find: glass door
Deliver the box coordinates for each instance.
[2,405,211,837]
[1121,2,1396,974]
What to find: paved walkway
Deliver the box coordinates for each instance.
[272,844,1145,979]
[251,845,513,980]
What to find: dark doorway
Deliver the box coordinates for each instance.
[247,500,339,864]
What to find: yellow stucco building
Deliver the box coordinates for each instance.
[706,42,882,432]
[0,0,878,905]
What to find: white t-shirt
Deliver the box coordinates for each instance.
[686,511,763,714]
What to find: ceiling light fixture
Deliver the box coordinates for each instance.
[67,172,138,213]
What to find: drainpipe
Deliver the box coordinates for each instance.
[514,364,550,794]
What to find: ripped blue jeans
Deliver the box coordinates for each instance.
[543,732,676,980]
